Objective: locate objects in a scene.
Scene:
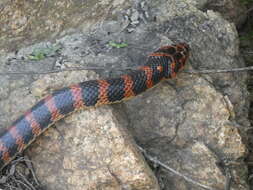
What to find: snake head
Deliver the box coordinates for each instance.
[174,42,190,69]
[149,43,190,78]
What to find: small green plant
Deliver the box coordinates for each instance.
[28,45,61,61]
[108,41,128,48]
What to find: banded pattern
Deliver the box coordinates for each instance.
[0,43,190,170]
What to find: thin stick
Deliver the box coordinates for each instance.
[0,66,134,75]
[138,146,217,190]
[24,155,40,186]
[0,66,253,76]
[184,66,253,74]
[16,170,36,190]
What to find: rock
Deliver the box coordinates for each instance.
[0,0,131,53]
[0,0,250,189]
[208,0,247,29]
[187,0,247,28]
[122,74,248,189]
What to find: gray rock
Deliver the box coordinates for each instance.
[185,0,247,28]
[0,0,249,190]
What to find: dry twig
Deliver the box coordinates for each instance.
[0,66,135,76]
[0,66,253,76]
[138,146,218,190]
[184,66,253,74]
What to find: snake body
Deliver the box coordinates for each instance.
[0,43,190,170]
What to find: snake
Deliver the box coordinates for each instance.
[0,43,190,171]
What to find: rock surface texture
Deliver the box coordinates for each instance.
[186,0,247,28]
[0,0,250,190]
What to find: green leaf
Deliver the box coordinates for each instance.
[28,45,61,61]
[108,41,128,48]
[28,53,45,60]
